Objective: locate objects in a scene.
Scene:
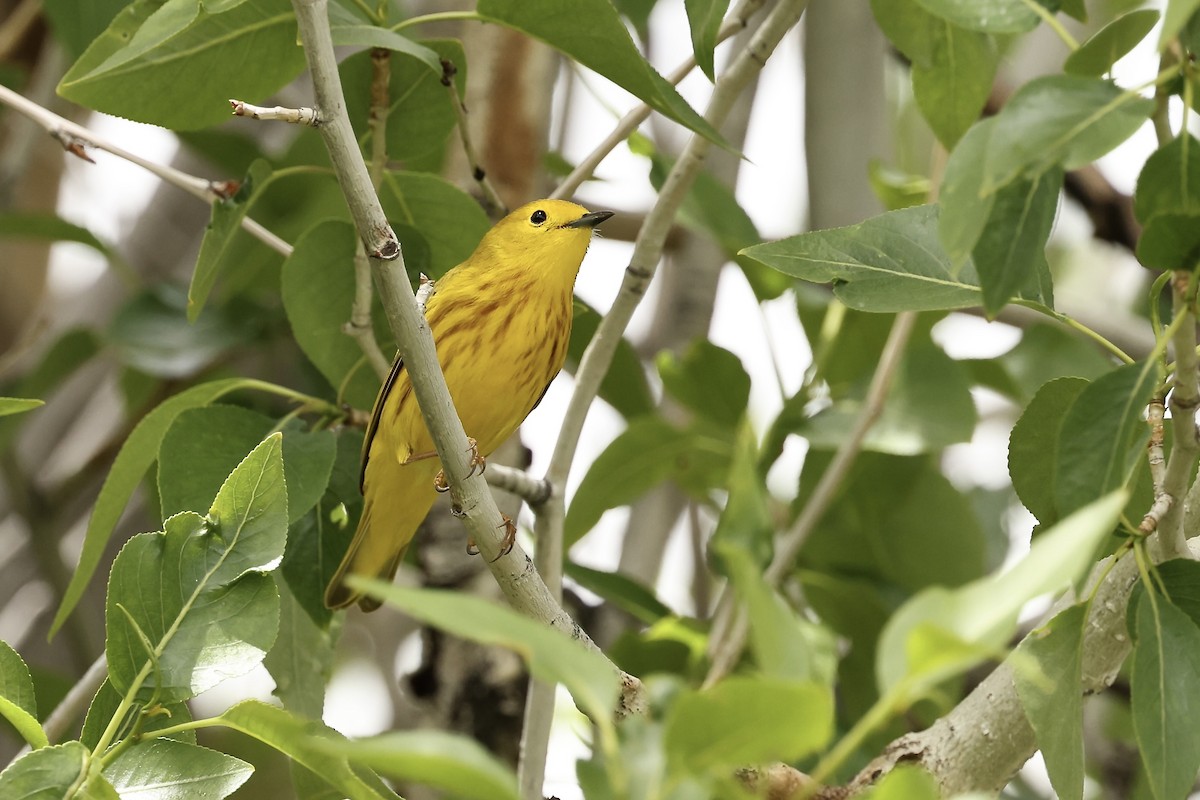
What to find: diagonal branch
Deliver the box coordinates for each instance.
[0,84,291,257]
[288,0,642,712]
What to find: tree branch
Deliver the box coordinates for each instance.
[831,536,1186,797]
[549,0,767,201]
[288,0,642,715]
[0,84,292,257]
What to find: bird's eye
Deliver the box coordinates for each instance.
[530,209,547,225]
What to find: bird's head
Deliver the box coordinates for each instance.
[477,199,613,281]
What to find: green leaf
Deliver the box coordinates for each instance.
[862,765,940,800]
[52,377,264,637]
[876,490,1126,693]
[316,730,520,800]
[982,75,1153,195]
[282,220,386,411]
[912,17,998,148]
[1161,0,1200,48]
[802,454,987,593]
[938,118,997,267]
[1136,134,1200,223]
[330,25,442,75]
[342,40,466,171]
[0,741,101,798]
[685,0,729,81]
[378,171,492,277]
[350,581,620,726]
[798,340,977,454]
[0,397,43,417]
[1132,599,1200,800]
[215,700,398,800]
[80,679,195,750]
[664,677,832,772]
[564,418,732,546]
[0,640,46,749]
[972,167,1062,315]
[1136,212,1200,269]
[564,563,673,625]
[657,340,750,430]
[159,405,334,524]
[476,0,725,147]
[58,0,307,130]
[281,428,363,628]
[108,285,259,378]
[911,0,1058,33]
[106,435,287,702]
[1054,361,1156,516]
[868,160,932,211]
[1014,604,1086,800]
[717,543,837,684]
[0,213,115,260]
[42,0,128,57]
[1009,377,1090,526]
[104,739,253,799]
[189,160,272,321]
[708,424,774,571]
[1130,560,1200,632]
[568,302,654,418]
[1065,9,1159,75]
[265,579,339,719]
[740,204,1053,313]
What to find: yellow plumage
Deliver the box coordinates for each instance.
[325,199,612,611]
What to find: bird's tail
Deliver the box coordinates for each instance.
[324,458,440,612]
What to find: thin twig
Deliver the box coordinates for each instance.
[484,463,553,506]
[442,58,507,217]
[0,84,292,257]
[549,0,767,201]
[228,98,320,125]
[705,310,919,687]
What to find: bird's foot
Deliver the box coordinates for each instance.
[495,514,517,561]
[433,438,484,493]
[464,437,486,478]
[465,514,517,562]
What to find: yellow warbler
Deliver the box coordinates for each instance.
[325,199,612,611]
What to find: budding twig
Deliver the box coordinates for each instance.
[229,98,321,126]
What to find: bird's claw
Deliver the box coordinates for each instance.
[464,437,486,478]
[434,439,485,493]
[465,515,517,562]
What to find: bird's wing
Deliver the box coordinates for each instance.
[360,352,405,493]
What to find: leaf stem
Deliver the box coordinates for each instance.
[1017,302,1135,363]
[1019,0,1078,50]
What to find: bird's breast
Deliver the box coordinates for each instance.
[393,286,573,457]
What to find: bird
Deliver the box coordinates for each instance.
[324,199,613,611]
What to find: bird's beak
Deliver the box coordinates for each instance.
[564,210,614,228]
